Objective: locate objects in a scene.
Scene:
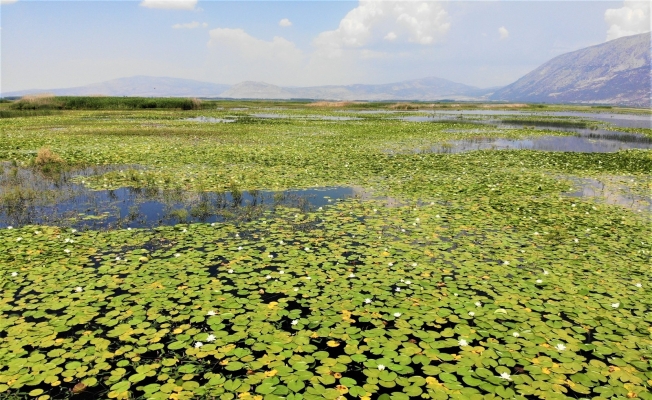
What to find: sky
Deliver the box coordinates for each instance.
[1,0,650,93]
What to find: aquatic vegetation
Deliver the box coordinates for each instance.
[0,103,650,399]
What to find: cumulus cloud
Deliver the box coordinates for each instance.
[498,26,509,40]
[313,0,450,57]
[605,1,651,41]
[279,18,292,27]
[140,0,197,10]
[172,21,207,29]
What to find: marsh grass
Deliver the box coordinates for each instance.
[499,118,590,128]
[12,96,204,110]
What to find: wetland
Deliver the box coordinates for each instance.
[0,100,650,400]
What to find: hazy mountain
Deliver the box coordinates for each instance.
[222,77,494,101]
[4,76,232,98]
[491,32,651,107]
[5,75,494,101]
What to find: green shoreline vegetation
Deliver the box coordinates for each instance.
[0,99,650,400]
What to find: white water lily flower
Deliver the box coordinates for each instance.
[534,232,539,235]
[475,302,482,307]
[7,226,13,229]
[543,270,549,275]
[279,270,284,274]
[555,343,566,351]
[265,275,272,279]
[635,283,642,288]
[401,229,405,232]
[611,302,620,308]
[458,339,468,347]
[64,249,71,254]
[206,310,216,316]
[405,280,411,285]
[373,209,378,212]
[411,262,417,267]
[454,293,459,297]
[75,287,83,292]
[503,261,509,265]
[35,231,41,234]
[468,311,475,317]
[127,227,132,230]
[400,279,404,283]
[11,272,18,277]
[415,218,420,222]
[377,364,385,371]
[304,247,310,251]
[499,372,512,381]
[536,279,543,284]
[238,246,243,251]
[16,237,22,241]
[293,288,298,291]
[388,262,394,266]
[174,253,181,257]
[279,240,284,244]
[305,276,311,280]
[206,334,216,342]
[291,319,298,325]
[395,287,401,292]
[513,332,520,337]
[348,273,356,278]
[227,269,234,273]
[364,298,372,304]
[574,238,579,243]
[211,223,216,226]
[318,207,322,211]
[71,229,77,233]
[394,312,401,317]
[268,254,273,258]
[195,342,203,348]
[235,233,240,237]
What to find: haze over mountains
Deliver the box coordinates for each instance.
[4,33,650,106]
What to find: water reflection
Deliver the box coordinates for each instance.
[418,132,652,154]
[563,176,651,212]
[400,110,651,129]
[185,116,235,123]
[0,164,371,230]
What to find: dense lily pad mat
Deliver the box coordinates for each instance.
[0,106,651,400]
[1,194,651,400]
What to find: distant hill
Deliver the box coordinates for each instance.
[491,32,651,107]
[3,76,232,98]
[4,76,494,101]
[221,77,494,101]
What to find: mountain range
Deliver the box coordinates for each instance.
[490,32,650,107]
[4,32,650,106]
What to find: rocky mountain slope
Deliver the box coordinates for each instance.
[491,32,651,107]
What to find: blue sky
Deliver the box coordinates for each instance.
[1,1,650,92]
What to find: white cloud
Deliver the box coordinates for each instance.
[172,21,207,29]
[498,26,509,40]
[605,1,651,41]
[313,0,450,57]
[384,31,397,41]
[207,28,304,83]
[279,18,292,28]
[0,0,19,4]
[140,0,197,10]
